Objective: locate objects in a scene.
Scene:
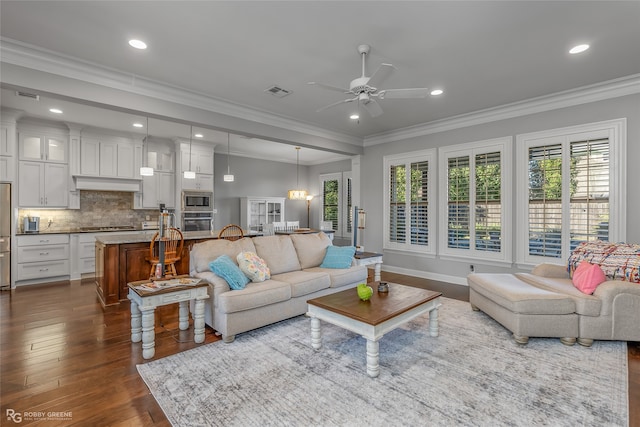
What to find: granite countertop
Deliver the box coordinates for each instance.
[95,230,262,245]
[16,227,155,236]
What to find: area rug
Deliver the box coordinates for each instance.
[137,297,628,427]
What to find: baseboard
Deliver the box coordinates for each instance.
[381,265,468,286]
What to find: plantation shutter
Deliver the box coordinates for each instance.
[346,176,353,233]
[322,179,339,231]
[389,164,406,243]
[527,144,563,257]
[447,156,470,249]
[569,138,609,247]
[475,152,501,252]
[410,160,429,245]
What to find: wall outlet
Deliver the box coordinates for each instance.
[470,265,475,272]
[145,215,150,220]
[212,209,218,214]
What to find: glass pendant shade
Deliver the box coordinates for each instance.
[224,133,234,182]
[288,146,307,200]
[184,125,195,179]
[288,189,308,200]
[140,166,154,177]
[140,117,154,176]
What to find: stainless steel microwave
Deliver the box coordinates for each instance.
[182,191,213,211]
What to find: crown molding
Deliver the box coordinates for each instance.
[364,73,640,146]
[0,38,362,147]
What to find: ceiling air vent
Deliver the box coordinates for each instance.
[15,91,40,101]
[264,85,293,98]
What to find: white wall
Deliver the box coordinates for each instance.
[360,94,640,283]
[213,154,310,229]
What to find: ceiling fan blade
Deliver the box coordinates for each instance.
[378,88,429,99]
[367,63,396,89]
[308,81,351,94]
[362,99,383,118]
[316,97,357,113]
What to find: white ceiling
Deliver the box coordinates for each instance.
[1,1,639,162]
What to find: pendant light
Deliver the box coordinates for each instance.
[288,146,308,200]
[140,117,154,176]
[183,125,196,179]
[223,133,234,182]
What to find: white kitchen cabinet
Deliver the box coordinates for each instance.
[80,136,136,178]
[18,161,68,207]
[240,197,286,231]
[16,234,70,283]
[141,171,175,209]
[0,156,14,182]
[19,132,67,163]
[0,123,16,182]
[0,124,14,157]
[181,143,214,175]
[146,143,175,172]
[181,174,213,191]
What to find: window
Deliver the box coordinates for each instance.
[516,119,626,266]
[384,150,435,254]
[320,172,352,237]
[438,137,512,262]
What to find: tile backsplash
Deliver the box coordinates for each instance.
[18,191,160,232]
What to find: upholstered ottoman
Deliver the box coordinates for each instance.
[468,273,579,345]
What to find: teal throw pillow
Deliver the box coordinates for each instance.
[209,255,250,290]
[320,245,356,269]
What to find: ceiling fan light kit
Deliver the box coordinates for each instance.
[308,44,431,119]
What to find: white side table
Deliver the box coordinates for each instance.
[354,252,383,282]
[128,278,209,359]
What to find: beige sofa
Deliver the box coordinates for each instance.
[190,232,367,342]
[468,263,640,346]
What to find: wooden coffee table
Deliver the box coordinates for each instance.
[307,283,442,378]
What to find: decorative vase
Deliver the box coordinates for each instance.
[357,283,373,301]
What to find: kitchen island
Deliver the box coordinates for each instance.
[95,230,260,307]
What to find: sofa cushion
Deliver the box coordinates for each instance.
[209,255,249,290]
[305,265,367,288]
[217,280,291,314]
[468,273,576,315]
[320,245,356,269]
[290,232,332,269]
[191,238,257,273]
[237,251,271,282]
[515,273,602,316]
[271,270,331,297]
[252,235,301,275]
[572,262,606,295]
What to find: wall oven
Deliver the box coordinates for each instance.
[182,191,213,211]
[182,212,213,232]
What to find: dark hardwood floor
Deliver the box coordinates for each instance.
[1,273,637,426]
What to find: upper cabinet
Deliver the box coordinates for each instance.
[180,142,214,175]
[0,120,17,182]
[78,135,138,178]
[19,131,67,163]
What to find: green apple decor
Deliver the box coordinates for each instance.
[357,283,373,301]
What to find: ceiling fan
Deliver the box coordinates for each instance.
[308,44,429,118]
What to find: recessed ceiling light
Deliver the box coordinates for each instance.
[129,39,147,50]
[49,108,63,114]
[133,123,144,128]
[430,89,444,96]
[569,44,589,54]
[194,133,204,138]
[349,114,359,120]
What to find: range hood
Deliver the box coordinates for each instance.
[73,176,141,192]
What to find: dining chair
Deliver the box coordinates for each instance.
[218,224,244,241]
[286,221,300,230]
[272,221,286,231]
[262,223,275,236]
[146,227,184,277]
[320,221,334,231]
